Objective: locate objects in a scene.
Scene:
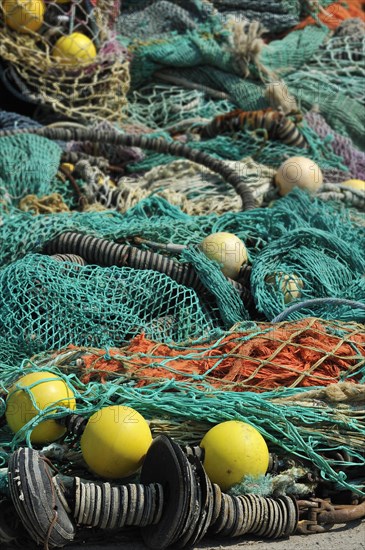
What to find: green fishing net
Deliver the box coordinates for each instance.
[0,192,363,337]
[0,362,364,495]
[0,135,62,207]
[0,254,215,356]
[0,0,364,511]
[122,3,364,149]
[252,229,365,323]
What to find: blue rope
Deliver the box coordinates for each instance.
[272,298,365,323]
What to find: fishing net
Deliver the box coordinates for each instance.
[0,1,364,537]
[121,2,364,147]
[283,31,365,147]
[0,108,42,130]
[32,318,364,390]
[127,84,235,131]
[210,0,303,32]
[296,1,365,31]
[126,119,348,175]
[0,352,364,495]
[0,134,62,207]
[0,0,130,122]
[0,253,216,356]
[305,111,365,181]
[0,190,363,328]
[110,158,275,215]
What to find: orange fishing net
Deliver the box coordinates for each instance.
[296,1,365,30]
[78,318,365,391]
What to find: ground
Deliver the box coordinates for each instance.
[68,522,365,550]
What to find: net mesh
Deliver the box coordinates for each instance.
[0,0,130,122]
[0,191,363,321]
[37,318,364,391]
[0,0,364,521]
[0,356,364,495]
[0,134,62,207]
[121,3,365,147]
[0,254,215,356]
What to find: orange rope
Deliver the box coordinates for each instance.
[78,319,365,391]
[296,1,365,31]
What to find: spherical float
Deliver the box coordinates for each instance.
[52,32,97,65]
[200,420,269,490]
[60,163,75,173]
[200,232,248,280]
[3,0,45,34]
[81,405,152,479]
[342,179,365,192]
[265,272,303,304]
[275,156,323,195]
[6,371,76,443]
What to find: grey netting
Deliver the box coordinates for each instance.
[211,0,302,32]
[0,110,42,131]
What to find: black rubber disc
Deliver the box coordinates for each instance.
[178,456,214,547]
[8,447,75,548]
[140,435,194,549]
[280,495,299,537]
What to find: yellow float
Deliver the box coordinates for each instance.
[81,405,152,479]
[200,232,248,280]
[2,0,45,34]
[200,420,269,490]
[52,32,97,65]
[6,371,76,443]
[275,156,323,195]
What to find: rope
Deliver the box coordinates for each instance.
[0,127,256,211]
[272,298,365,323]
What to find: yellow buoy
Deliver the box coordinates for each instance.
[265,272,303,304]
[342,179,365,192]
[275,156,323,195]
[200,420,269,490]
[200,232,248,280]
[2,0,45,34]
[6,371,76,443]
[52,32,97,65]
[60,163,75,173]
[81,405,152,479]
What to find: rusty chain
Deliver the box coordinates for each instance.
[296,498,365,534]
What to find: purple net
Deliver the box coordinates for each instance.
[305,112,365,181]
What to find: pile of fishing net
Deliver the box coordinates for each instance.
[0,0,129,121]
[0,1,364,546]
[31,318,365,390]
[0,336,364,496]
[121,1,365,145]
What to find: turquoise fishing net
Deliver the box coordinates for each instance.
[261,25,330,70]
[127,121,348,174]
[0,0,363,524]
[252,229,365,323]
[0,364,364,495]
[0,192,363,335]
[128,85,235,130]
[0,254,215,355]
[281,30,365,148]
[121,3,364,150]
[0,135,62,207]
